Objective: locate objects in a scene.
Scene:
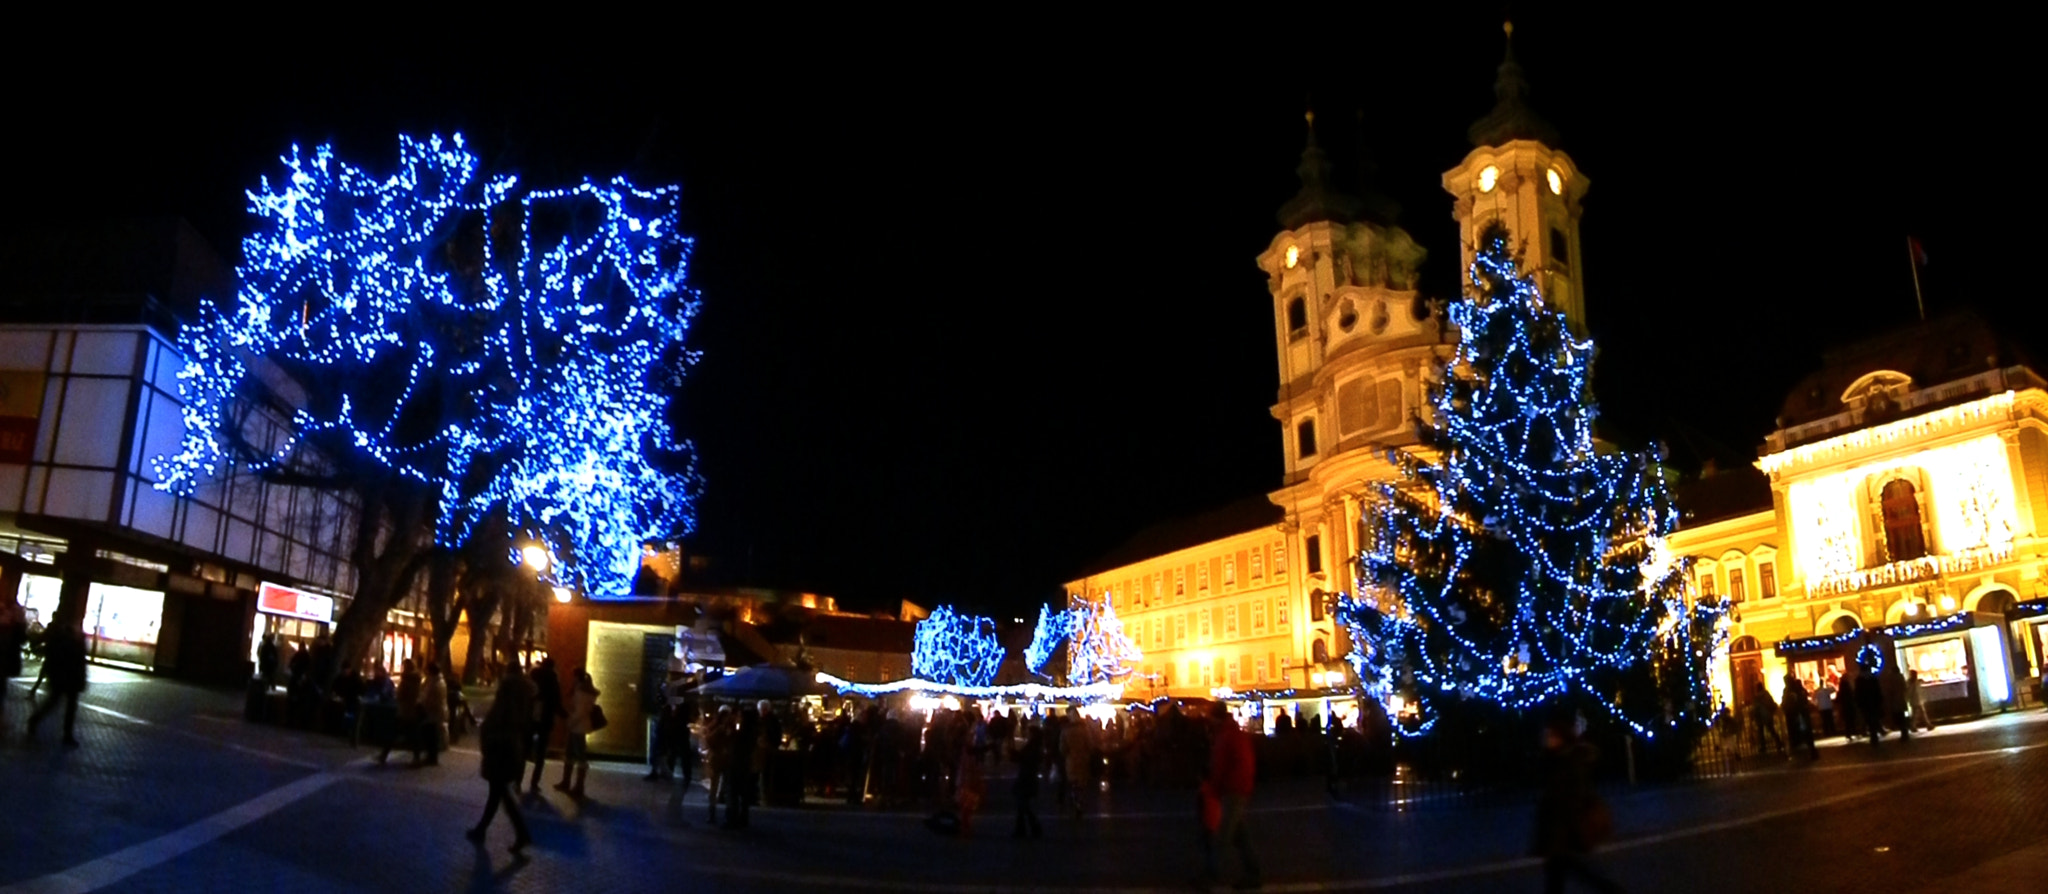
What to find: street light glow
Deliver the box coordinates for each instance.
[520,544,551,574]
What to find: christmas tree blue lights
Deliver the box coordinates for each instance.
[1337,222,1721,745]
[912,606,1005,688]
[158,134,699,665]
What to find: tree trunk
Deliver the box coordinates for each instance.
[327,480,433,681]
[426,548,460,677]
[462,585,500,685]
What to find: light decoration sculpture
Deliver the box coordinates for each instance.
[1337,221,1721,741]
[911,605,1005,688]
[1022,593,1142,686]
[156,134,699,598]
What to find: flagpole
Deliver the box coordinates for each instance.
[1908,236,1926,321]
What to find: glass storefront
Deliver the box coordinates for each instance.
[1896,635,1972,705]
[84,584,166,669]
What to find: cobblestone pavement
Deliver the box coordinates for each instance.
[3,665,2044,893]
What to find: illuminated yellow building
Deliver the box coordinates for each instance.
[1669,312,2048,715]
[1065,31,1594,713]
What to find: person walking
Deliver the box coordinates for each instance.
[1012,723,1045,839]
[26,612,87,748]
[1879,660,1911,739]
[379,659,422,764]
[1853,659,1886,745]
[1745,671,1784,757]
[1813,671,1838,739]
[1062,715,1094,819]
[0,599,26,735]
[467,672,535,855]
[1905,669,1937,732]
[527,657,564,794]
[723,700,758,829]
[554,669,599,799]
[705,705,733,824]
[1531,716,1621,894]
[416,662,448,766]
[755,700,783,806]
[1196,702,1260,892]
[1780,672,1820,760]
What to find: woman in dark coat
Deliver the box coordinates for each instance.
[1531,718,1621,893]
[467,672,536,853]
[27,616,87,747]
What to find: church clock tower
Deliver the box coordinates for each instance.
[1443,22,1591,336]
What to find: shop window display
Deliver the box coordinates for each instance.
[1897,637,1970,703]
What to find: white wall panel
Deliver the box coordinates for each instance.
[0,331,54,369]
[69,332,139,376]
[182,504,220,552]
[149,341,185,396]
[51,378,130,469]
[137,393,185,483]
[128,480,178,539]
[43,468,113,521]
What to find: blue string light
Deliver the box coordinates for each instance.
[814,670,1126,702]
[912,605,1005,688]
[1023,594,1143,685]
[1336,222,1723,741]
[155,134,699,597]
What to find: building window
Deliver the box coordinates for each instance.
[1152,619,1163,649]
[1225,604,1239,637]
[1199,608,1212,639]
[1228,659,1240,686]
[1251,551,1264,579]
[1287,297,1308,334]
[1175,614,1186,644]
[1312,638,1330,664]
[1253,600,1266,633]
[1700,572,1717,599]
[1306,535,1323,575]
[1758,562,1777,598]
[1175,568,1185,597]
[1199,662,1211,687]
[1255,657,1267,683]
[1276,596,1288,626]
[1549,227,1570,271]
[1727,567,1747,603]
[1310,588,1325,622]
[1224,558,1236,587]
[1198,562,1210,592]
[1880,478,1929,563]
[1274,543,1286,575]
[1297,419,1318,459]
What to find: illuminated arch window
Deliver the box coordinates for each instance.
[1880,478,1929,562]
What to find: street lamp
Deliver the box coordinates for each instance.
[520,544,551,574]
[552,586,573,604]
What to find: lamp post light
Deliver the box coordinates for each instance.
[519,544,552,575]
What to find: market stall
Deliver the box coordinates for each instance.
[1778,611,2017,721]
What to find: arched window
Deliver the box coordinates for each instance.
[1287,297,1308,333]
[1309,588,1325,622]
[1297,419,1318,458]
[1880,479,1929,562]
[1312,638,1329,663]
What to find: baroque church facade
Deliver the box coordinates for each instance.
[1063,29,1592,713]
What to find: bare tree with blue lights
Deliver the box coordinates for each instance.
[912,606,1006,688]
[158,134,698,673]
[1337,221,1720,764]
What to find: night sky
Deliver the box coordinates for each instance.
[9,9,2032,615]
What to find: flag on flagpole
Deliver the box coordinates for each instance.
[1908,235,1929,268]
[1907,236,1928,320]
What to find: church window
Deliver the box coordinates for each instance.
[1287,297,1308,334]
[1306,534,1323,575]
[1550,227,1570,270]
[1759,562,1777,598]
[1881,479,1930,562]
[1297,419,1318,458]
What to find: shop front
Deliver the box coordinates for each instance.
[249,581,334,677]
[1776,610,2017,722]
[2000,600,2047,704]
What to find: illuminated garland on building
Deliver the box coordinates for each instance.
[156,134,699,596]
[1336,222,1722,741]
[911,605,1005,688]
[1775,610,1975,656]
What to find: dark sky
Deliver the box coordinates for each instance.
[10,9,2033,615]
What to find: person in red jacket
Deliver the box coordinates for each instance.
[1197,702,1261,891]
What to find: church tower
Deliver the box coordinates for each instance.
[1258,113,1447,654]
[1443,22,1591,335]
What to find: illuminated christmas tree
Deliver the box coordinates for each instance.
[1337,221,1720,750]
[158,134,698,670]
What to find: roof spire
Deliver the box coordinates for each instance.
[1277,108,1358,229]
[1466,19,1561,148]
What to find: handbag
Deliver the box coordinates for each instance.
[588,703,609,733]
